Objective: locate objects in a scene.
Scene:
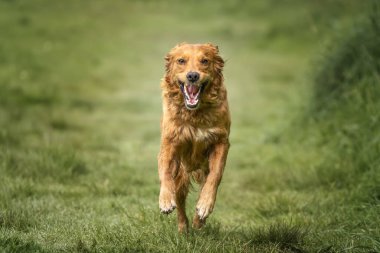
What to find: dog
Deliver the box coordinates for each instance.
[158,43,230,233]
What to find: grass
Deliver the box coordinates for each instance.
[0,0,379,252]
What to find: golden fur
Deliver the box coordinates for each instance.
[158,43,230,232]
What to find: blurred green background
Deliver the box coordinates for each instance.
[0,0,379,252]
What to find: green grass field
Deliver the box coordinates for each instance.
[1,1,379,252]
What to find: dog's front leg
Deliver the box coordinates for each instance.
[193,142,229,227]
[158,142,177,214]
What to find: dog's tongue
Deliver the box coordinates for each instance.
[186,84,199,98]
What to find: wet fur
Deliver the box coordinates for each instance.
[158,43,230,232]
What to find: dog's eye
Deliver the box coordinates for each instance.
[200,59,209,65]
[177,58,186,65]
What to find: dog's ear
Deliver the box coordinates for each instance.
[204,43,223,74]
[164,53,172,74]
[164,52,174,85]
[214,54,224,75]
[205,43,219,53]
[206,43,224,76]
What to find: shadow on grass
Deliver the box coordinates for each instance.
[103,208,311,252]
[193,221,308,253]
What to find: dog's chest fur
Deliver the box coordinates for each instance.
[173,125,223,172]
[162,98,229,172]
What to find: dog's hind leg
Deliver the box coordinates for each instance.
[192,209,206,229]
[175,168,190,233]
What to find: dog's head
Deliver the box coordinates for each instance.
[164,43,224,110]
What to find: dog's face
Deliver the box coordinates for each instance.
[165,43,224,110]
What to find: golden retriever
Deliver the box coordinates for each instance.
[158,43,230,233]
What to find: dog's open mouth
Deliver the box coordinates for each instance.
[179,81,207,110]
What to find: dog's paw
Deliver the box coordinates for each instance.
[159,188,176,214]
[160,200,176,214]
[196,197,214,220]
[192,214,206,229]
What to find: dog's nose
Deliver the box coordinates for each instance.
[186,72,200,83]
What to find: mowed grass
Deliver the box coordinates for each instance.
[1,0,379,252]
